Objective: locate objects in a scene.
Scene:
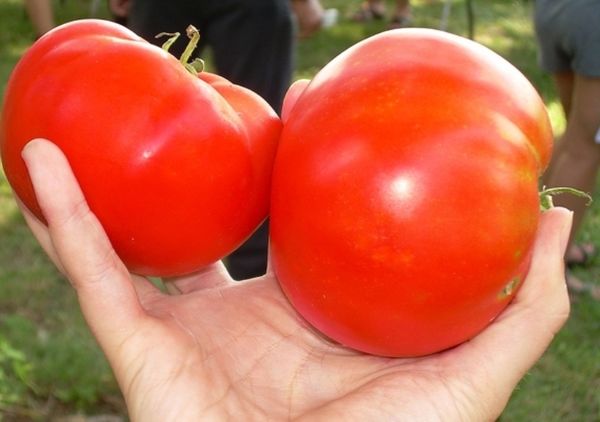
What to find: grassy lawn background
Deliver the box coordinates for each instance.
[0,0,598,420]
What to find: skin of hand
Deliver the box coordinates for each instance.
[18,139,571,421]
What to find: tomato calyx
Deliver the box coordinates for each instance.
[539,186,593,211]
[156,25,205,75]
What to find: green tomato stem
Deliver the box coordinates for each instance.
[539,186,593,212]
[156,31,181,52]
[155,25,204,76]
[181,25,201,68]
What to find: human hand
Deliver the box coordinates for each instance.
[19,139,571,421]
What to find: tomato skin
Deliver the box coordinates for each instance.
[270,29,553,357]
[1,19,281,277]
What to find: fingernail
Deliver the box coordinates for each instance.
[558,210,574,257]
[21,138,46,164]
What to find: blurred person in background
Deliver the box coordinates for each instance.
[534,0,600,299]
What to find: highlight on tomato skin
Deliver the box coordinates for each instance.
[0,19,281,277]
[269,28,554,357]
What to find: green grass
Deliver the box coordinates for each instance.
[0,0,599,420]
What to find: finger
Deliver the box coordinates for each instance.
[16,196,66,274]
[163,261,232,295]
[22,139,146,354]
[509,207,572,311]
[281,79,310,123]
[19,183,163,309]
[265,239,275,277]
[450,207,572,401]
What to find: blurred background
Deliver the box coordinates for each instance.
[0,0,598,420]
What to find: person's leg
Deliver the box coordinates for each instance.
[24,0,55,37]
[291,0,324,39]
[351,0,385,22]
[534,1,599,295]
[107,0,131,26]
[541,72,574,186]
[395,0,411,17]
[389,0,411,28]
[543,72,597,266]
[544,75,600,254]
[554,71,575,119]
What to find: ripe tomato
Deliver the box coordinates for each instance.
[1,19,280,277]
[270,29,553,357]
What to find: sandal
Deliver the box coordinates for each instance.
[566,270,588,293]
[351,2,386,22]
[566,270,600,301]
[566,243,597,268]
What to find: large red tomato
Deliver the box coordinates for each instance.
[270,28,553,357]
[1,19,280,277]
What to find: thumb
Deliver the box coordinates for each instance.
[452,207,572,416]
[281,79,310,123]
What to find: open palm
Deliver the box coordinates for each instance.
[19,140,571,421]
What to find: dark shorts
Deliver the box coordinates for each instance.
[534,0,600,77]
